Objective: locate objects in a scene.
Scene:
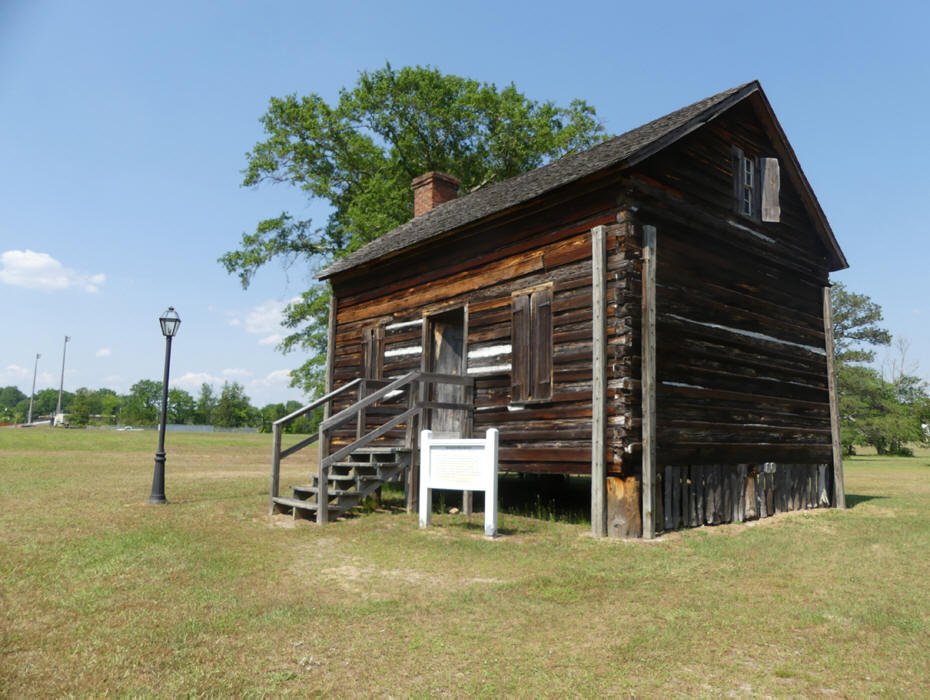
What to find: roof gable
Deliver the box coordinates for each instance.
[321,81,846,279]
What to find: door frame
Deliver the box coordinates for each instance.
[420,305,468,435]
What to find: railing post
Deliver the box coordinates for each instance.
[464,379,475,438]
[317,424,330,525]
[269,423,282,515]
[405,381,419,514]
[463,378,475,516]
[356,379,367,441]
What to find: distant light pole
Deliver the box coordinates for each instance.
[148,307,181,505]
[55,335,71,424]
[27,353,41,425]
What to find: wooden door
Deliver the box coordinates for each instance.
[426,308,465,436]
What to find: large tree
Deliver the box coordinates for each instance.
[831,281,892,364]
[830,282,927,454]
[221,64,607,396]
[213,381,257,428]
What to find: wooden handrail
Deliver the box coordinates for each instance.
[319,370,420,432]
[269,369,475,518]
[272,378,364,427]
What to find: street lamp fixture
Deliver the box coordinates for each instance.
[148,307,180,504]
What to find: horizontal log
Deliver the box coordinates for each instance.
[498,462,592,475]
[498,447,591,462]
[657,382,829,412]
[656,442,833,464]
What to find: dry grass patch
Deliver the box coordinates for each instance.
[2,428,930,696]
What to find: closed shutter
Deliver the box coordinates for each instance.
[511,293,530,403]
[760,157,781,222]
[531,289,552,400]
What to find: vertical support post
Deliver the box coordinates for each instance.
[269,422,282,514]
[324,293,336,422]
[463,377,475,516]
[591,224,607,537]
[404,381,419,513]
[484,428,499,538]
[641,224,658,539]
[315,291,336,523]
[317,425,329,524]
[356,379,367,440]
[823,287,846,509]
[418,429,433,528]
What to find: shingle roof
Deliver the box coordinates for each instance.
[320,80,845,279]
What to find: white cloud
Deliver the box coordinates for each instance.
[3,364,30,379]
[0,250,105,293]
[249,368,294,389]
[174,371,222,392]
[226,298,298,344]
[95,348,111,357]
[222,368,252,378]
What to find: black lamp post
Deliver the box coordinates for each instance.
[149,307,180,504]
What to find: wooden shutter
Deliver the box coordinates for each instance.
[511,293,530,402]
[530,289,552,400]
[760,157,781,222]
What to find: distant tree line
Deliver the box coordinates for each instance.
[0,381,318,434]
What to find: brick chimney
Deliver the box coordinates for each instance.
[412,172,460,217]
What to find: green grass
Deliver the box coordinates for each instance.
[2,427,929,696]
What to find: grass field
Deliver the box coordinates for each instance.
[2,427,929,696]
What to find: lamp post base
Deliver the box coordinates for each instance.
[149,450,167,504]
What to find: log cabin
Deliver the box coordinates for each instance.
[271,80,848,538]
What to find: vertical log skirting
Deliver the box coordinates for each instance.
[823,287,846,508]
[641,225,657,539]
[657,462,832,531]
[591,225,607,537]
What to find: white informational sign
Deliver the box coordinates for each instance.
[419,428,499,538]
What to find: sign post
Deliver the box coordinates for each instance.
[419,428,499,537]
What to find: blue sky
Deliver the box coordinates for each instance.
[1,0,928,407]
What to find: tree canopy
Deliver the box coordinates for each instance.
[831,282,892,364]
[220,64,608,395]
[830,282,928,455]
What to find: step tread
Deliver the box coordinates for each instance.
[349,446,411,455]
[291,485,361,498]
[272,496,332,511]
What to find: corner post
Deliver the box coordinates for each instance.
[325,291,336,401]
[317,425,329,524]
[269,422,282,514]
[641,225,658,538]
[591,224,608,537]
[823,287,846,508]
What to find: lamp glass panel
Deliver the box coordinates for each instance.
[159,308,181,337]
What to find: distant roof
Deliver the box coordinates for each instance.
[321,80,845,279]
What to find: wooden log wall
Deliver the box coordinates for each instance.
[621,97,834,470]
[328,181,629,473]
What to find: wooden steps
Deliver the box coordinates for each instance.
[270,446,411,522]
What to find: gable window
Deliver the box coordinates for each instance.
[741,156,755,216]
[511,287,552,402]
[733,146,780,223]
